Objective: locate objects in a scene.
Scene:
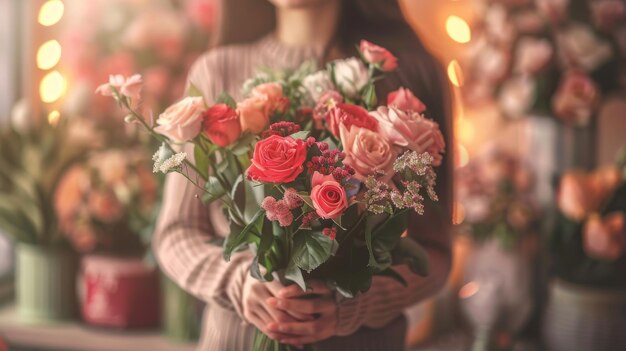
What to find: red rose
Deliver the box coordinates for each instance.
[310,172,348,219]
[202,104,241,147]
[326,103,378,137]
[387,88,426,113]
[247,135,307,183]
[360,40,398,72]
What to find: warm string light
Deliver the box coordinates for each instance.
[37,0,66,125]
[446,15,471,44]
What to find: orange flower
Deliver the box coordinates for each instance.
[557,167,622,221]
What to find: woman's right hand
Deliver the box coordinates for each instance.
[242,275,312,341]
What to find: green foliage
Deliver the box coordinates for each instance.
[292,230,336,273]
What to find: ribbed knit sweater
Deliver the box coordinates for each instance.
[153,34,452,351]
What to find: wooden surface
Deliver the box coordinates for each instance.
[0,304,196,351]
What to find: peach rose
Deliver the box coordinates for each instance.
[552,71,599,126]
[360,40,398,72]
[88,190,123,223]
[557,167,622,221]
[583,212,625,261]
[536,0,570,23]
[310,171,348,219]
[154,96,205,142]
[387,88,426,113]
[238,96,271,134]
[55,167,90,221]
[339,124,397,182]
[251,82,289,115]
[515,37,553,74]
[370,106,445,166]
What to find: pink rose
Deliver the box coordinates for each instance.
[202,104,241,147]
[583,212,625,261]
[326,103,378,137]
[143,67,171,98]
[310,172,348,219]
[591,0,625,32]
[370,106,445,166]
[387,88,426,113]
[360,40,398,72]
[247,135,307,183]
[186,0,216,31]
[238,96,271,134]
[154,96,205,142]
[339,124,397,182]
[251,82,289,115]
[552,71,599,126]
[95,74,125,97]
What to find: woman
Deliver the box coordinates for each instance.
[154,0,453,349]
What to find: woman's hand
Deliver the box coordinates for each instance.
[242,276,313,341]
[266,280,339,346]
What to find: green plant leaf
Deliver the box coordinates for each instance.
[216,92,237,109]
[202,176,226,203]
[285,259,306,292]
[194,144,209,180]
[292,230,334,273]
[188,83,203,98]
[223,209,265,261]
[377,267,408,287]
[394,238,429,276]
[366,211,409,272]
[334,268,373,298]
[290,131,310,140]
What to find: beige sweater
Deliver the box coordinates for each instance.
[153,34,452,351]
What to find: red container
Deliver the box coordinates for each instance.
[79,255,161,329]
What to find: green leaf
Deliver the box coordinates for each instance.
[377,267,408,287]
[395,238,429,276]
[194,144,209,180]
[290,131,310,141]
[292,230,334,273]
[362,83,377,110]
[366,211,410,272]
[202,176,227,203]
[223,209,265,261]
[334,268,373,298]
[285,259,306,292]
[188,83,203,98]
[216,92,237,109]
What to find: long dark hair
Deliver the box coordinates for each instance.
[215,0,453,237]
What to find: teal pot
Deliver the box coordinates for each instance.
[162,275,200,342]
[543,279,626,351]
[16,244,77,323]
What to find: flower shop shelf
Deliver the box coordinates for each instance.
[0,304,195,351]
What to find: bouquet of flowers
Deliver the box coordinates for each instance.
[551,148,626,288]
[456,148,541,248]
[461,0,624,126]
[54,150,159,255]
[97,40,445,349]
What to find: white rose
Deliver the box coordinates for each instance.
[332,58,369,98]
[498,76,535,118]
[154,96,205,143]
[302,71,334,102]
[557,23,613,72]
[515,37,553,74]
[476,45,510,83]
[485,4,516,45]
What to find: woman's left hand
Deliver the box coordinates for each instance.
[265,280,338,346]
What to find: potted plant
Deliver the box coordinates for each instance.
[54,149,162,329]
[0,113,87,322]
[456,149,542,350]
[545,147,626,351]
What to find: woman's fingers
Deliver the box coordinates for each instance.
[269,316,336,345]
[266,297,314,321]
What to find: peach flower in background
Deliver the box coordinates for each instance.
[339,124,397,181]
[251,82,289,115]
[186,0,216,31]
[536,0,570,23]
[360,40,398,72]
[590,0,625,33]
[154,96,205,142]
[55,167,90,222]
[202,104,241,147]
[557,167,622,221]
[143,67,171,99]
[556,24,613,72]
[552,71,599,126]
[583,212,626,261]
[387,88,426,113]
[370,106,445,166]
[238,96,271,134]
[92,151,128,186]
[88,190,124,223]
[515,37,553,74]
[499,75,535,118]
[310,172,349,219]
[120,74,143,99]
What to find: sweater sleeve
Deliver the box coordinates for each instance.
[336,53,455,336]
[152,51,253,318]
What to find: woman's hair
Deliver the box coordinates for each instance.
[213,0,453,230]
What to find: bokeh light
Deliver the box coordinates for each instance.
[459,281,480,299]
[446,16,471,44]
[37,40,62,70]
[47,110,61,126]
[40,70,67,103]
[447,59,464,87]
[38,0,65,27]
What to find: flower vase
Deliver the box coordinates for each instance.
[79,255,161,329]
[162,275,201,342]
[16,244,77,322]
[542,279,626,351]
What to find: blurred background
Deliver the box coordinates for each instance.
[0,0,624,350]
